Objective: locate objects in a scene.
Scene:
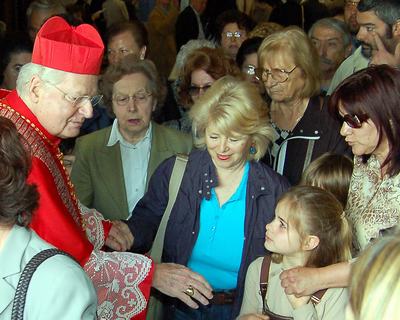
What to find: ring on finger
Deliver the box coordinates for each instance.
[184,285,195,297]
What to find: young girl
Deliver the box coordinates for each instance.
[300,152,353,208]
[238,186,352,320]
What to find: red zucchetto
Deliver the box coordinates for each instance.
[32,16,104,75]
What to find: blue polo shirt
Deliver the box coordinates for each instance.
[187,162,249,290]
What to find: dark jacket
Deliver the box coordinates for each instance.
[128,149,290,318]
[264,95,351,185]
[175,6,200,51]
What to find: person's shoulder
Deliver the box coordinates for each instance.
[76,125,113,147]
[154,123,191,140]
[251,161,290,187]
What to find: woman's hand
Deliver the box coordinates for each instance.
[152,263,213,308]
[280,266,321,296]
[238,314,269,320]
[105,220,134,251]
[286,293,311,309]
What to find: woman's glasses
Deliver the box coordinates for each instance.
[341,113,369,128]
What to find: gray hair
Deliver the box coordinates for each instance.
[16,63,67,99]
[26,0,66,19]
[358,0,400,27]
[308,18,352,49]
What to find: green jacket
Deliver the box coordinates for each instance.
[71,122,192,220]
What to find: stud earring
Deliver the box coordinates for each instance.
[249,145,257,155]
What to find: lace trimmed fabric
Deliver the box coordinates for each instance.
[346,156,400,252]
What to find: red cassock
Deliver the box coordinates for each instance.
[0,89,153,320]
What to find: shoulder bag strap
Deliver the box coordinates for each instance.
[150,154,189,263]
[11,248,74,320]
[260,255,272,312]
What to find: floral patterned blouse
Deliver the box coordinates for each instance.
[346,155,400,252]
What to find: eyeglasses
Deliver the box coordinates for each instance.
[255,66,297,83]
[341,113,369,128]
[45,81,103,107]
[188,84,212,97]
[223,31,244,39]
[113,92,152,106]
[243,64,256,76]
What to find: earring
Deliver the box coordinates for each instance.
[249,145,257,155]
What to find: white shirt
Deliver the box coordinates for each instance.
[107,119,152,218]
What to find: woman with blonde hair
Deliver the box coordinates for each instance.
[257,26,349,185]
[348,234,400,320]
[127,76,290,319]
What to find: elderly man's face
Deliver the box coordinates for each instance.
[310,24,351,77]
[30,72,98,138]
[344,0,360,34]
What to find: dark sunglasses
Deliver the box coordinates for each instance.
[341,113,369,128]
[188,84,212,97]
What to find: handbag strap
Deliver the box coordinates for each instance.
[11,248,75,320]
[150,154,189,263]
[259,255,327,312]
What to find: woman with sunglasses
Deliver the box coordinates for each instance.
[278,64,400,306]
[165,47,240,133]
[257,26,349,185]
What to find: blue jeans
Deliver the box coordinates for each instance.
[165,302,233,320]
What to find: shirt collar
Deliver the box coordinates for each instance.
[107,119,152,148]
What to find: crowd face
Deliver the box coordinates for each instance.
[261,53,306,103]
[107,31,145,66]
[205,124,252,172]
[241,52,263,89]
[310,25,351,77]
[191,0,208,15]
[31,73,98,139]
[344,0,360,34]
[220,23,248,59]
[265,199,303,258]
[112,72,156,144]
[189,68,215,103]
[338,103,389,161]
[28,8,58,41]
[2,51,32,90]
[356,10,393,59]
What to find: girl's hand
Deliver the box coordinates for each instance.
[286,293,311,309]
[238,314,269,320]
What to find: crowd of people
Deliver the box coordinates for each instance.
[1,0,400,319]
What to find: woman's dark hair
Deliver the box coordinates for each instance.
[179,47,240,106]
[236,36,263,68]
[328,64,400,177]
[0,32,33,84]
[0,117,38,227]
[215,9,255,43]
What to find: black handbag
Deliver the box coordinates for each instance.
[11,248,74,320]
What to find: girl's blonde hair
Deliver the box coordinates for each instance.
[349,234,400,320]
[272,186,352,267]
[300,153,353,208]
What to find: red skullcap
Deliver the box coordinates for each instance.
[32,16,104,75]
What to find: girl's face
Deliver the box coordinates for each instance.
[265,199,303,257]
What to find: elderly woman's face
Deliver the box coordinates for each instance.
[261,53,306,103]
[338,103,389,161]
[112,72,156,144]
[205,123,252,172]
